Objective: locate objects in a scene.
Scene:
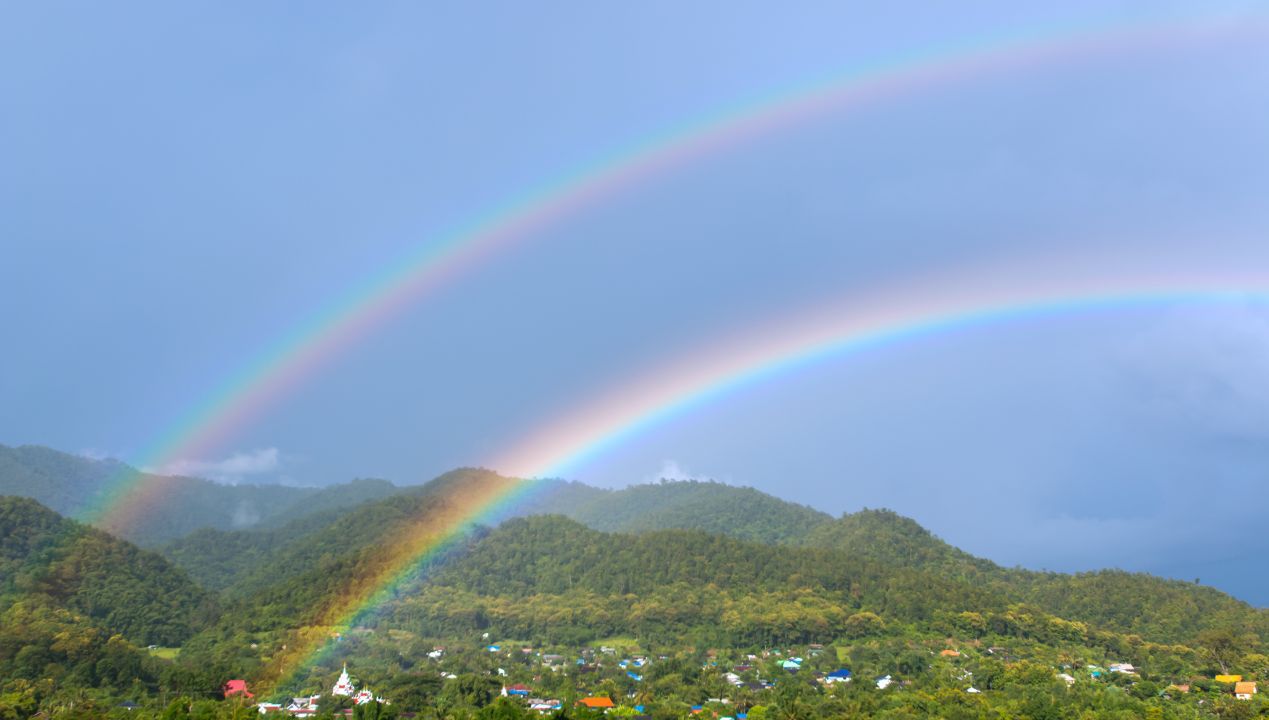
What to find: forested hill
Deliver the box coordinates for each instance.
[0,444,405,545]
[158,473,833,591]
[519,478,833,544]
[0,495,214,646]
[801,508,1002,579]
[409,515,1268,649]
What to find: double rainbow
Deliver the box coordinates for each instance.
[80,10,1257,534]
[62,8,1265,689]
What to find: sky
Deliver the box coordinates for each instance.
[3,2,1269,603]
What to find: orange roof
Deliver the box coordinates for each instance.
[940,649,960,657]
[578,697,615,708]
[1235,681,1257,695]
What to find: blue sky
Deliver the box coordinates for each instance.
[3,2,1269,603]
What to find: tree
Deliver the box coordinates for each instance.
[1196,627,1256,675]
[843,612,885,639]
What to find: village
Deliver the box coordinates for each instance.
[219,637,1262,717]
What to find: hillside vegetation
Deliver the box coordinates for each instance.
[4,459,1269,718]
[0,496,215,646]
[0,444,405,545]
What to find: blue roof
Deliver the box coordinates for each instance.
[827,669,852,678]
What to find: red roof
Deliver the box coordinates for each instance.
[223,679,254,698]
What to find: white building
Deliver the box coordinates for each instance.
[332,664,356,696]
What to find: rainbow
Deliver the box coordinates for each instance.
[261,262,1269,690]
[260,469,548,691]
[78,9,1261,535]
[490,266,1269,479]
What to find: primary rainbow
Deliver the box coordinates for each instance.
[260,261,1269,691]
[490,266,1269,480]
[79,9,1259,535]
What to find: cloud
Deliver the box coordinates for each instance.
[156,447,281,485]
[647,459,706,483]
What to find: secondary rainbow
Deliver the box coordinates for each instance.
[79,10,1261,535]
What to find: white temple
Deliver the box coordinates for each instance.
[332,664,356,696]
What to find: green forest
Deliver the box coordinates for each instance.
[1,448,1267,719]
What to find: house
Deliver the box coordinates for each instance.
[506,684,531,696]
[578,696,615,709]
[224,679,254,699]
[285,696,322,718]
[824,669,852,684]
[966,687,981,694]
[1235,681,1257,700]
[876,675,893,690]
[939,650,960,658]
[1108,663,1136,675]
[528,699,562,712]
[1057,673,1075,686]
[781,659,801,672]
[255,702,283,714]
[1216,674,1243,683]
[724,672,742,686]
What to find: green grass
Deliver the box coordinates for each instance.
[148,647,181,660]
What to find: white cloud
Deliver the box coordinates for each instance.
[155,447,281,485]
[646,459,705,483]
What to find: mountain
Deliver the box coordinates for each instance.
[0,444,405,545]
[519,478,833,545]
[6,467,1269,717]
[801,507,1002,578]
[0,495,214,646]
[162,471,1266,653]
[155,471,1269,647]
[157,474,830,592]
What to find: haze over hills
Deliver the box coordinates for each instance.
[0,444,405,546]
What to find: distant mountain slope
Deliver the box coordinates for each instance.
[0,495,214,645]
[170,465,1267,653]
[0,444,403,545]
[164,475,831,590]
[521,478,833,544]
[802,508,1002,578]
[161,479,408,591]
